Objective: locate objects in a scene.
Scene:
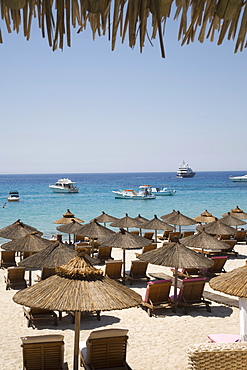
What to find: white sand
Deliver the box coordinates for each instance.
[0,243,245,370]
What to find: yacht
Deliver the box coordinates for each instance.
[7,191,20,201]
[229,174,247,182]
[177,161,196,178]
[151,187,176,196]
[49,178,79,193]
[112,185,155,200]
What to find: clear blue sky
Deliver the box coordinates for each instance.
[1,14,246,174]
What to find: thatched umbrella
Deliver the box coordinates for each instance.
[110,213,142,231]
[133,214,149,236]
[161,210,197,232]
[180,229,231,254]
[219,212,246,229]
[53,209,84,224]
[90,211,118,227]
[222,206,247,220]
[99,228,152,282]
[210,262,247,341]
[194,210,217,224]
[73,219,115,255]
[0,219,42,240]
[18,241,77,269]
[56,219,86,244]
[140,215,173,242]
[1,231,52,252]
[13,255,142,370]
[197,218,237,236]
[138,241,213,301]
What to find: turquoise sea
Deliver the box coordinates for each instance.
[0,172,247,241]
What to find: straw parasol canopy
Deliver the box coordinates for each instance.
[210,262,247,341]
[13,255,142,370]
[140,215,173,242]
[99,228,152,282]
[220,212,247,228]
[197,218,237,236]
[1,0,246,58]
[138,241,213,301]
[1,231,52,252]
[18,241,77,269]
[53,209,84,224]
[90,211,118,227]
[110,213,142,231]
[0,219,42,240]
[222,206,247,220]
[161,210,197,232]
[194,210,217,224]
[56,219,86,243]
[180,229,231,252]
[133,214,149,236]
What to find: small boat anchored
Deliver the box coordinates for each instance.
[7,191,20,201]
[151,187,176,196]
[49,178,79,193]
[177,161,196,178]
[229,174,247,182]
[113,185,155,200]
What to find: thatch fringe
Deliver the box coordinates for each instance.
[1,0,246,56]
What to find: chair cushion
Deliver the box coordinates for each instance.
[21,335,64,344]
[88,328,128,340]
[208,334,240,343]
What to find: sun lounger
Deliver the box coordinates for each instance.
[170,277,211,314]
[21,334,65,369]
[105,260,123,280]
[142,279,172,317]
[79,328,132,370]
[182,231,195,238]
[0,250,16,268]
[143,232,154,240]
[187,342,247,370]
[126,260,149,285]
[130,230,139,236]
[223,240,238,256]
[4,266,27,290]
[207,256,228,275]
[167,232,181,242]
[75,245,92,255]
[135,243,157,257]
[96,246,113,262]
[36,267,56,281]
[235,230,247,243]
[208,334,240,343]
[158,230,171,241]
[23,307,58,328]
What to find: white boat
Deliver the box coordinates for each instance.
[112,185,155,200]
[229,174,247,182]
[177,161,196,178]
[151,187,176,196]
[7,191,20,201]
[49,178,79,193]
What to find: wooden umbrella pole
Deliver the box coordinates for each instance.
[91,238,94,257]
[29,269,32,286]
[69,233,71,244]
[123,248,126,284]
[155,230,157,242]
[73,311,81,370]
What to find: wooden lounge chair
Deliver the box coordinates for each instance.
[75,245,92,255]
[23,307,58,328]
[126,260,149,285]
[36,267,56,281]
[235,230,247,243]
[187,342,247,370]
[143,232,154,240]
[21,334,65,370]
[158,230,171,241]
[218,234,232,240]
[223,240,238,256]
[207,256,228,275]
[141,279,172,317]
[0,250,16,268]
[79,328,132,370]
[135,243,157,257]
[182,231,195,238]
[171,278,211,314]
[96,246,113,262]
[167,232,181,242]
[105,260,123,280]
[4,266,27,290]
[130,230,139,236]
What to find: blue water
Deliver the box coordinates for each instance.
[0,172,247,241]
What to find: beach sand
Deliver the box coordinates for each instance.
[0,243,245,370]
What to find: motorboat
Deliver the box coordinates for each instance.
[177,161,196,178]
[151,187,176,196]
[7,191,20,201]
[229,174,247,182]
[112,185,155,199]
[49,178,79,193]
